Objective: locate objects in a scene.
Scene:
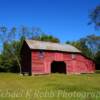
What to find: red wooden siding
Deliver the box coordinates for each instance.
[31,51,95,75]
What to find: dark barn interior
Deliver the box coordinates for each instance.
[51,61,66,74]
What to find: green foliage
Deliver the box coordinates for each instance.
[32,34,60,43]
[66,40,93,59]
[95,51,100,70]
[66,34,100,59]
[0,40,22,72]
[85,34,100,54]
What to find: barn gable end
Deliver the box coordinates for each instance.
[21,41,31,75]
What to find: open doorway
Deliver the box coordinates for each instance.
[51,61,66,74]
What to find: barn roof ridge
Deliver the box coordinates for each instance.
[25,40,81,53]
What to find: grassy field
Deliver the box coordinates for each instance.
[0,73,100,100]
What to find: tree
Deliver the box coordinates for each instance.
[89,5,100,29]
[89,5,100,69]
[66,34,100,60]
[85,34,100,56]
[0,39,23,72]
[66,40,92,59]
[33,34,60,43]
[0,54,5,72]
[0,26,40,73]
[95,51,100,70]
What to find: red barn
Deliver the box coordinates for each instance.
[21,40,95,75]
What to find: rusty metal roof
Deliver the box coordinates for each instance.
[25,40,81,53]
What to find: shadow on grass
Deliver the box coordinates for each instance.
[96,70,100,74]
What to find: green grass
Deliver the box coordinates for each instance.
[0,73,100,100]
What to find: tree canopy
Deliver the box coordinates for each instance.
[33,34,60,43]
[89,5,100,29]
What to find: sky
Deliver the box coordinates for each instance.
[0,0,100,43]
